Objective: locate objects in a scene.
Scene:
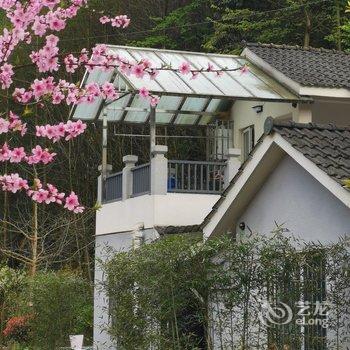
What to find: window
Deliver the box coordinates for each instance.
[268,251,327,350]
[242,126,255,161]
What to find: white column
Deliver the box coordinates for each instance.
[293,103,313,123]
[224,148,241,188]
[122,155,138,200]
[151,145,168,195]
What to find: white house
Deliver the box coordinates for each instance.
[202,117,350,349]
[71,43,350,349]
[202,117,350,240]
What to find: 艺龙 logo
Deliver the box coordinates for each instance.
[259,301,293,327]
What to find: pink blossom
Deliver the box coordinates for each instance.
[99,16,110,24]
[0,173,28,193]
[101,82,119,100]
[179,62,191,75]
[0,143,10,162]
[10,147,25,163]
[131,64,145,79]
[240,65,249,75]
[32,189,49,203]
[139,87,149,99]
[150,96,160,107]
[0,118,10,134]
[64,191,79,211]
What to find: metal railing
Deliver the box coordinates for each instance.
[167,160,226,194]
[132,163,151,196]
[104,172,122,202]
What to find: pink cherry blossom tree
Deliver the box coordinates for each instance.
[0,0,247,275]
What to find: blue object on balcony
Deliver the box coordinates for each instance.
[167,176,176,190]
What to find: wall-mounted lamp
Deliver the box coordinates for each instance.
[239,222,246,231]
[252,105,263,114]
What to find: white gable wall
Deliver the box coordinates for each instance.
[237,155,350,243]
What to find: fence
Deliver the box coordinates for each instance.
[132,163,151,196]
[104,172,122,202]
[167,160,226,194]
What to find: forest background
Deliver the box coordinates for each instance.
[1,0,349,292]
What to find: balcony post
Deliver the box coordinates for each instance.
[122,155,138,200]
[224,148,241,188]
[151,145,168,195]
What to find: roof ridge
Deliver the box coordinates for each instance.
[264,117,350,135]
[245,42,349,55]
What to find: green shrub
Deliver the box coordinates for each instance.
[103,232,350,350]
[0,266,27,345]
[17,271,93,349]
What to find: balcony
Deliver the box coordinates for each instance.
[96,146,240,235]
[101,147,240,203]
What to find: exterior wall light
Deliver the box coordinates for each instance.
[252,105,263,114]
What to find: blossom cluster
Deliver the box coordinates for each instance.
[0,111,27,136]
[99,15,130,28]
[36,120,87,142]
[0,143,56,165]
[13,76,120,106]
[0,0,247,214]
[0,0,87,89]
[0,174,84,213]
[30,34,59,72]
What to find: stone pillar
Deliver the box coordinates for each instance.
[151,145,168,195]
[224,148,241,188]
[97,164,112,203]
[122,155,138,200]
[132,223,145,250]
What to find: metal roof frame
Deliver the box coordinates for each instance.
[71,45,310,126]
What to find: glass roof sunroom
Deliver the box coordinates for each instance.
[71,45,304,126]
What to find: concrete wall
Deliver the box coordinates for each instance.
[237,156,350,242]
[96,193,220,235]
[93,229,159,349]
[312,99,350,126]
[231,99,350,161]
[231,100,295,153]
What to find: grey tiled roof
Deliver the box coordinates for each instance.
[245,43,350,89]
[264,118,350,186]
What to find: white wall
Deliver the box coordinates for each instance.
[231,100,296,155]
[237,156,350,243]
[312,99,350,126]
[93,229,159,349]
[96,193,220,235]
[231,99,350,161]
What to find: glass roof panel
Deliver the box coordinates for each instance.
[122,49,193,94]
[124,95,149,123]
[72,69,113,120]
[175,97,208,124]
[102,94,131,122]
[108,47,163,92]
[155,95,182,124]
[71,46,303,124]
[155,52,223,96]
[206,98,222,112]
[211,56,283,99]
[182,53,252,97]
[236,58,297,100]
